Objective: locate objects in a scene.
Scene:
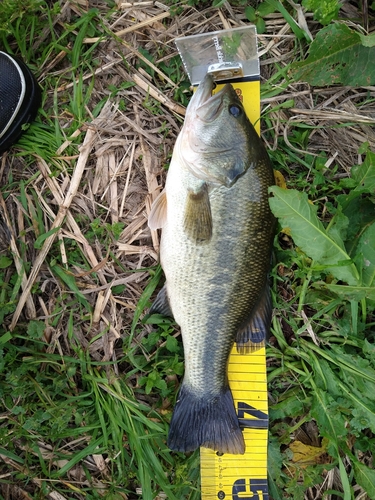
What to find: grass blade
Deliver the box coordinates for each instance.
[51,264,92,311]
[129,265,162,343]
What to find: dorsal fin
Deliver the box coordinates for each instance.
[183,183,212,243]
[148,190,167,230]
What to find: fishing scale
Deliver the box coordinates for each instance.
[175,26,269,500]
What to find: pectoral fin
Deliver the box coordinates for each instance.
[236,283,273,353]
[148,190,167,230]
[183,183,212,243]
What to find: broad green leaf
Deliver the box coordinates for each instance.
[359,31,375,48]
[356,222,375,287]
[268,475,283,500]
[338,381,375,434]
[27,320,46,339]
[350,406,375,435]
[310,384,348,448]
[269,186,359,285]
[0,255,12,269]
[337,193,375,256]
[270,395,306,420]
[314,358,341,397]
[353,460,375,498]
[326,210,349,246]
[351,151,375,193]
[363,339,375,359]
[166,335,179,353]
[257,1,276,17]
[302,0,340,25]
[268,436,284,485]
[290,23,375,86]
[245,5,256,22]
[326,284,375,301]
[255,17,266,35]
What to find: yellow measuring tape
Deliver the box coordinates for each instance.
[200,79,269,499]
[200,345,268,499]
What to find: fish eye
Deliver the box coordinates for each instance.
[229,105,242,118]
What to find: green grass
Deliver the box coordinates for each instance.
[1,0,375,499]
[1,326,199,498]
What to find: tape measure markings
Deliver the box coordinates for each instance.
[200,343,269,499]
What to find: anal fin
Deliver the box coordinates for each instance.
[236,282,273,354]
[183,183,212,243]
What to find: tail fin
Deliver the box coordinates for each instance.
[167,384,245,454]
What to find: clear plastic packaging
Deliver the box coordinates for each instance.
[175,25,259,85]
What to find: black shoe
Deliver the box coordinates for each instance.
[0,51,41,153]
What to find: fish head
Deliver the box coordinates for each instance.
[179,73,253,187]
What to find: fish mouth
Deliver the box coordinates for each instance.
[190,74,233,122]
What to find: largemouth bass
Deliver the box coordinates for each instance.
[148,74,275,455]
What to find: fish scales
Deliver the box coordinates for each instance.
[148,74,275,454]
[163,166,272,390]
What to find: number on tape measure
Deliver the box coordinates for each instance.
[237,402,268,429]
[232,478,268,500]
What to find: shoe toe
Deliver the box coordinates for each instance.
[0,51,41,153]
